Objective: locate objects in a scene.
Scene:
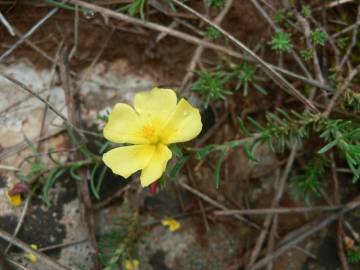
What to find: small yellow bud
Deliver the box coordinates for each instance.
[6,190,22,207]
[24,244,38,263]
[124,259,140,270]
[161,218,181,232]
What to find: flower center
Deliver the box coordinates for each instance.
[142,124,159,144]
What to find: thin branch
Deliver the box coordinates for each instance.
[178,181,261,230]
[339,5,360,68]
[249,195,360,270]
[4,196,31,254]
[314,0,354,11]
[215,205,341,215]
[330,153,350,270]
[67,0,318,112]
[0,11,15,36]
[0,73,68,125]
[0,72,85,142]
[295,11,326,84]
[0,5,61,62]
[332,20,360,39]
[4,3,333,93]
[247,147,297,267]
[59,50,100,269]
[186,164,210,232]
[323,65,360,117]
[0,228,71,270]
[250,0,312,79]
[180,0,234,93]
[172,0,319,113]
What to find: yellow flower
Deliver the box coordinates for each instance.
[124,259,140,270]
[24,244,38,263]
[103,88,202,187]
[6,190,22,207]
[161,217,181,232]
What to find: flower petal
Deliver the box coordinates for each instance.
[134,88,177,125]
[140,145,172,187]
[103,145,154,178]
[103,103,148,144]
[161,99,202,144]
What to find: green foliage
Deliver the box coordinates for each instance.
[206,0,224,8]
[194,140,251,188]
[27,159,46,179]
[229,62,267,96]
[163,0,176,11]
[214,151,227,188]
[195,144,216,160]
[43,168,67,206]
[301,5,312,18]
[292,156,329,202]
[347,248,360,264]
[119,0,148,20]
[17,124,103,206]
[237,108,360,182]
[337,37,350,49]
[274,9,286,23]
[269,31,293,53]
[318,119,360,181]
[191,70,232,108]
[311,28,327,46]
[345,90,360,112]
[204,26,221,40]
[170,144,183,158]
[99,203,139,270]
[90,163,108,200]
[239,110,320,153]
[169,144,189,178]
[300,49,314,61]
[169,156,189,178]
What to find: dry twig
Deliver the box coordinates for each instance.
[0,228,71,270]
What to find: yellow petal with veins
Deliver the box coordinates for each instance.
[103,103,148,144]
[140,144,172,187]
[134,88,177,126]
[162,98,202,144]
[103,145,154,178]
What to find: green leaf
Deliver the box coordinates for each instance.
[318,140,338,154]
[99,141,110,154]
[90,164,101,200]
[301,5,312,18]
[70,164,82,181]
[311,28,327,46]
[268,31,293,53]
[237,117,250,136]
[196,144,216,160]
[96,165,108,196]
[48,150,63,166]
[247,116,264,130]
[43,168,67,206]
[244,143,258,162]
[170,156,189,178]
[214,151,227,189]
[226,140,241,148]
[170,144,183,158]
[23,134,37,154]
